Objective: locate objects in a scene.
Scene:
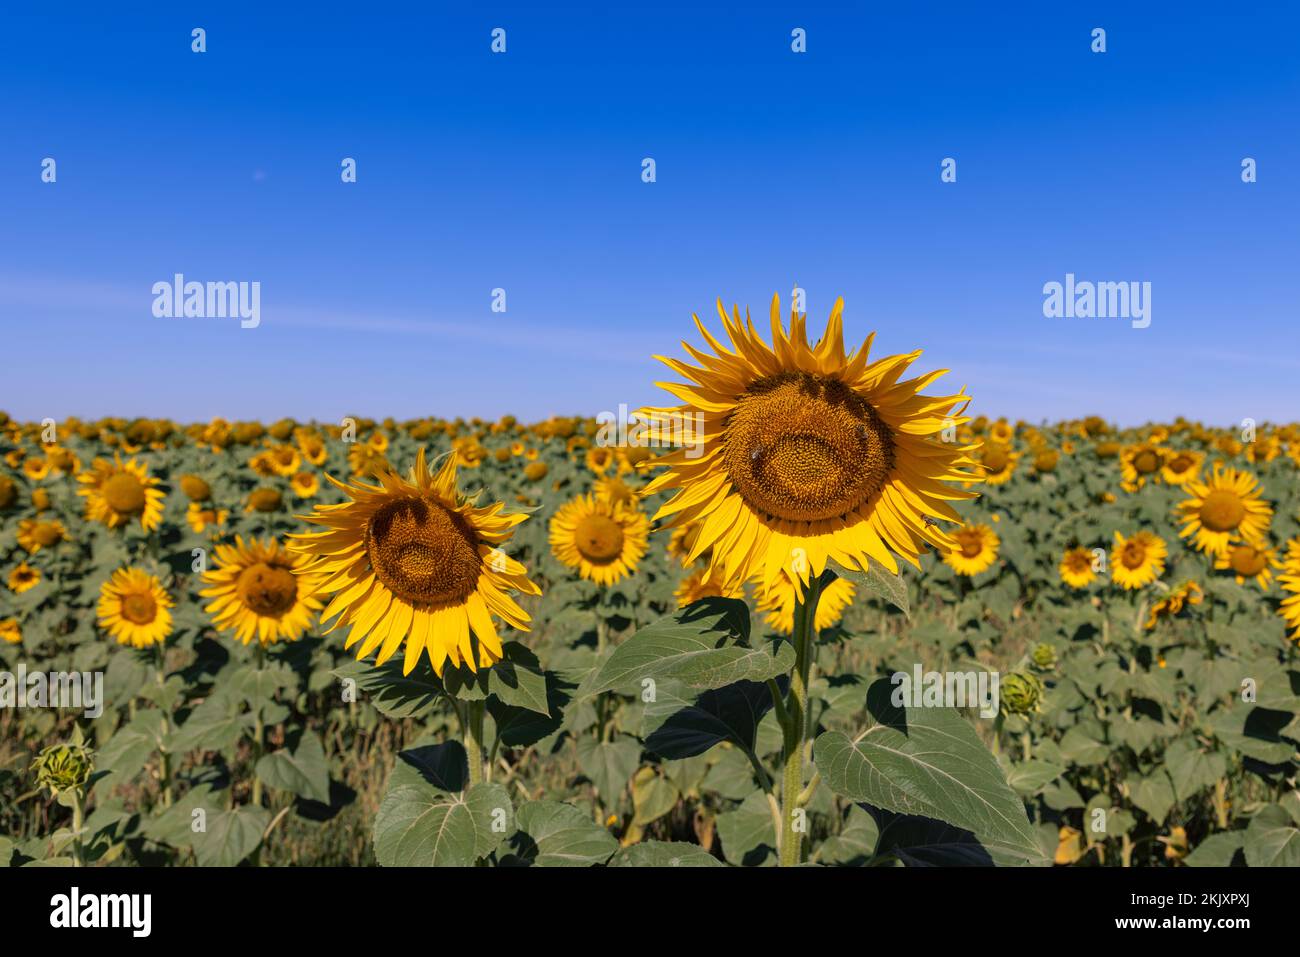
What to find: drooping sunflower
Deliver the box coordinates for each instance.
[550,494,649,586]
[674,567,744,608]
[297,432,328,466]
[178,474,212,501]
[1176,464,1272,557]
[1030,446,1059,474]
[1119,442,1167,492]
[666,520,706,567]
[289,449,539,675]
[1110,530,1167,590]
[1214,542,1281,590]
[16,518,68,554]
[1160,449,1204,486]
[77,455,165,531]
[1144,581,1204,630]
[942,523,1000,577]
[8,562,41,593]
[97,567,173,648]
[593,474,639,508]
[186,503,229,534]
[640,295,977,597]
[977,442,1019,485]
[1059,546,1098,589]
[754,572,856,634]
[246,487,283,513]
[201,537,323,646]
[0,617,20,643]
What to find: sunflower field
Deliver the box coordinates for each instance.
[3,296,1300,869]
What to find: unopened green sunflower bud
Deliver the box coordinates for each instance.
[1030,642,1057,670]
[1000,672,1043,716]
[32,742,95,796]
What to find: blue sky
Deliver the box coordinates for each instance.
[2,2,1297,426]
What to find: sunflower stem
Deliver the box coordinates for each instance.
[251,642,265,807]
[464,699,486,788]
[779,573,822,868]
[155,642,173,808]
[70,789,85,868]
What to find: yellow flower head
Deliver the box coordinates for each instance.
[1059,546,1098,589]
[674,567,745,608]
[97,567,173,648]
[201,537,323,647]
[550,494,649,586]
[8,562,41,594]
[77,455,165,531]
[1110,530,1167,590]
[1176,464,1272,557]
[943,523,1000,577]
[641,294,977,598]
[754,573,856,633]
[290,450,540,675]
[16,518,68,554]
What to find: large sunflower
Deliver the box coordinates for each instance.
[640,295,977,597]
[550,494,649,585]
[942,523,1000,577]
[1176,464,1272,557]
[755,572,856,634]
[290,450,539,675]
[78,455,165,531]
[201,537,324,646]
[97,567,173,648]
[1110,530,1167,590]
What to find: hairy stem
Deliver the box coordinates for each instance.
[779,574,823,867]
